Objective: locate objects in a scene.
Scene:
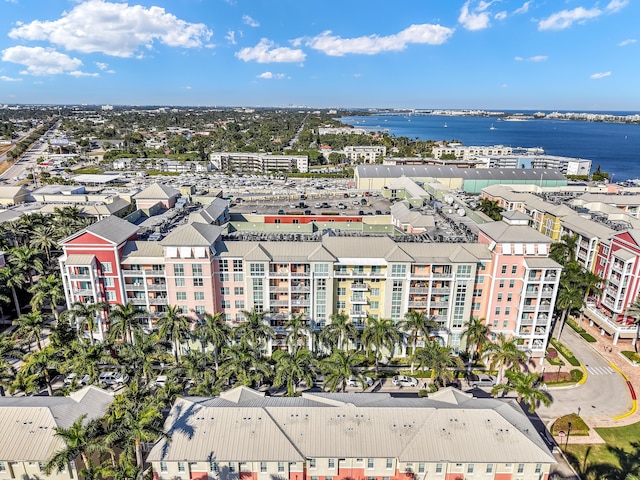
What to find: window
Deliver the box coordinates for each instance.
[234,273,244,282]
[38,462,46,472]
[219,260,229,272]
[493,319,498,327]
[178,462,185,472]
[505,306,511,315]
[194,292,204,301]
[192,264,203,276]
[457,265,472,277]
[160,461,168,472]
[509,280,515,288]
[503,319,509,328]
[495,307,501,315]
[310,459,317,469]
[391,264,407,277]
[472,302,480,311]
[236,313,244,322]
[485,464,493,474]
[367,459,374,469]
[497,293,503,302]
[195,306,206,315]
[337,301,346,309]
[0,462,6,473]
[328,459,335,469]
[235,300,245,309]
[104,277,114,287]
[229,463,236,473]
[337,287,346,296]
[174,264,184,276]
[499,280,505,288]
[512,265,518,274]
[210,462,219,472]
[106,291,116,301]
[418,463,425,474]
[435,464,443,474]
[234,287,244,295]
[193,278,204,287]
[221,300,230,309]
[386,458,393,469]
[517,463,524,474]
[175,278,185,287]
[219,273,229,282]
[467,464,474,474]
[314,264,329,276]
[535,464,542,474]
[370,288,380,296]
[176,292,187,301]
[507,293,513,302]
[233,259,243,272]
[250,263,265,276]
[369,301,379,309]
[501,265,507,274]
[278,462,285,473]
[220,287,230,295]
[101,262,112,273]
[260,462,267,473]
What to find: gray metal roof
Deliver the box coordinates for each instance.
[479,222,552,243]
[0,386,113,461]
[148,387,555,464]
[161,223,223,246]
[62,215,139,245]
[357,165,565,181]
[64,254,96,265]
[134,183,180,200]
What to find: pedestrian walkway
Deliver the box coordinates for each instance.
[569,317,640,428]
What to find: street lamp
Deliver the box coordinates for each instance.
[565,422,572,451]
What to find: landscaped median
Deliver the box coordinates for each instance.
[610,363,638,420]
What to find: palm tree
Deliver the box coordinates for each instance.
[491,370,552,412]
[478,198,503,221]
[13,310,46,351]
[484,334,527,384]
[64,340,115,385]
[272,347,317,396]
[0,263,28,315]
[8,246,45,286]
[193,311,231,372]
[31,225,58,264]
[19,345,60,396]
[65,301,107,345]
[626,295,640,353]
[45,414,108,476]
[361,316,399,373]
[29,274,65,320]
[321,350,364,392]
[461,317,491,373]
[219,343,271,388]
[399,310,438,374]
[284,312,311,350]
[119,326,172,382]
[550,234,579,266]
[320,311,357,353]
[578,270,603,324]
[415,340,463,388]
[157,305,192,364]
[108,302,140,344]
[0,336,21,395]
[555,276,584,339]
[3,219,28,247]
[236,309,273,352]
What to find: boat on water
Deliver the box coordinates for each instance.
[444,122,448,128]
[490,123,496,130]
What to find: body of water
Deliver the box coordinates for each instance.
[338,113,640,181]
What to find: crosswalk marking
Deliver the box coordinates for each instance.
[585,365,615,376]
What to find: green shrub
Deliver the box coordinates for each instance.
[622,351,640,363]
[550,338,581,367]
[567,318,586,334]
[551,414,590,436]
[418,389,429,398]
[547,347,558,359]
[570,369,584,382]
[580,333,597,343]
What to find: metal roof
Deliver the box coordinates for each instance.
[148,387,555,464]
[133,183,180,200]
[357,165,565,181]
[478,222,552,243]
[64,254,96,265]
[61,215,139,245]
[524,257,562,269]
[161,223,223,246]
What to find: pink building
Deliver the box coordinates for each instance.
[133,183,180,210]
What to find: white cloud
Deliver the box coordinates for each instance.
[1,45,83,75]
[619,38,637,46]
[606,0,629,13]
[226,30,237,45]
[242,15,260,27]
[514,1,533,15]
[538,7,601,30]
[257,71,285,79]
[494,11,507,20]
[69,70,99,77]
[0,75,22,82]
[236,38,305,63]
[8,0,212,58]
[458,1,492,31]
[590,71,611,79]
[514,55,548,62]
[304,24,454,56]
[95,62,108,70]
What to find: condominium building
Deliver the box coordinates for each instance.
[0,387,113,480]
[344,146,387,164]
[147,386,555,480]
[210,153,309,173]
[58,213,561,356]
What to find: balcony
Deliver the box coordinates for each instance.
[432,272,452,278]
[540,288,554,297]
[350,309,367,318]
[351,296,368,304]
[72,288,94,296]
[352,321,366,330]
[291,285,311,293]
[124,283,145,291]
[270,286,289,293]
[545,273,558,281]
[431,301,450,308]
[69,273,91,280]
[432,287,451,294]
[351,283,368,291]
[291,299,310,307]
[146,283,167,291]
[408,301,429,308]
[269,269,290,277]
[128,298,147,306]
[149,297,168,305]
[290,271,310,277]
[270,299,290,307]
[409,287,429,294]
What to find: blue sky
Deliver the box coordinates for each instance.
[0,0,638,110]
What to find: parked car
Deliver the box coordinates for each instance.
[315,202,322,208]
[375,210,383,215]
[392,375,418,387]
[152,375,168,388]
[98,371,129,385]
[346,375,374,388]
[358,210,365,215]
[466,374,496,388]
[64,373,90,385]
[278,209,285,215]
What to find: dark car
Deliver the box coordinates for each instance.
[375,210,383,215]
[277,209,285,215]
[358,210,365,215]
[304,209,312,215]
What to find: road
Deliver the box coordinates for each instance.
[536,327,630,423]
[0,125,57,185]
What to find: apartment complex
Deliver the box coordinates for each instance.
[344,146,387,164]
[59,212,561,356]
[0,387,113,480]
[147,386,555,480]
[210,152,309,173]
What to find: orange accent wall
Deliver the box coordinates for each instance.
[494,473,513,480]
[190,472,208,480]
[240,472,257,480]
[445,474,463,480]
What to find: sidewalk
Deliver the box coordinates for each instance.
[568,318,639,428]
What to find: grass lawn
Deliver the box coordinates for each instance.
[566,421,640,474]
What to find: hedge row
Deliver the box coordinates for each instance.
[550,338,581,367]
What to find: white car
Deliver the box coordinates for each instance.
[392,375,418,387]
[98,371,129,385]
[64,373,90,385]
[346,375,374,388]
[152,375,168,388]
